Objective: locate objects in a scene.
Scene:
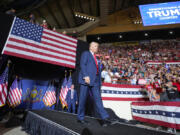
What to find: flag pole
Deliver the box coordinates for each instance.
[7,60,11,67]
[69,70,72,77]
[63,70,67,109]
[65,70,67,77]
[59,70,67,109]
[4,62,10,107]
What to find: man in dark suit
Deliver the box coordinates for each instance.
[66,84,78,113]
[77,42,111,127]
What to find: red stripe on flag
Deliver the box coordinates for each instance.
[41,40,76,53]
[1,85,6,104]
[6,44,75,63]
[42,36,76,49]
[43,30,77,44]
[51,92,55,104]
[15,89,20,100]
[9,90,16,106]
[15,88,21,103]
[48,92,53,104]
[11,89,19,106]
[4,84,8,97]
[4,51,75,68]
[133,116,180,129]
[52,92,56,103]
[0,85,5,105]
[8,93,15,106]
[102,83,142,88]
[9,38,76,57]
[102,97,149,101]
[131,101,180,107]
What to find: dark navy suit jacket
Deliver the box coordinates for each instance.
[66,89,78,105]
[78,51,101,86]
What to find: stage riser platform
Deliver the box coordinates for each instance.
[23,110,173,135]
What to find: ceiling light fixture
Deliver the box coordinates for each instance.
[97,37,101,40]
[169,31,173,34]
[144,33,148,36]
[75,12,97,21]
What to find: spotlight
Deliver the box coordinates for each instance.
[119,35,122,38]
[97,37,101,40]
[169,31,173,34]
[144,33,148,36]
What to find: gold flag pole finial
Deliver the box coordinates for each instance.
[7,60,11,67]
[65,70,67,77]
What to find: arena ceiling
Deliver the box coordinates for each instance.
[0,0,179,29]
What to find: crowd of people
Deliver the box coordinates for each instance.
[99,40,180,102]
[4,7,180,133]
[5,8,180,102]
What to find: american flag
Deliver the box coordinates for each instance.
[43,85,56,107]
[0,66,8,107]
[59,77,68,108]
[2,17,77,68]
[60,76,72,108]
[7,78,22,107]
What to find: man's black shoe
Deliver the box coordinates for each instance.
[110,119,119,125]
[77,120,89,125]
[101,119,119,127]
[101,119,111,127]
[102,121,108,127]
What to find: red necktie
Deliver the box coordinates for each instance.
[93,54,99,74]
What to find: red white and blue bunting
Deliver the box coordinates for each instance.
[131,102,180,129]
[101,83,149,101]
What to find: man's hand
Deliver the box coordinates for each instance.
[84,76,90,84]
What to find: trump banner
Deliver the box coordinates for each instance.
[17,79,56,110]
[139,1,180,26]
[131,102,180,129]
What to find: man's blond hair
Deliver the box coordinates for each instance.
[89,42,99,49]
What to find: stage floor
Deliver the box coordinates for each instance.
[24,110,173,135]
